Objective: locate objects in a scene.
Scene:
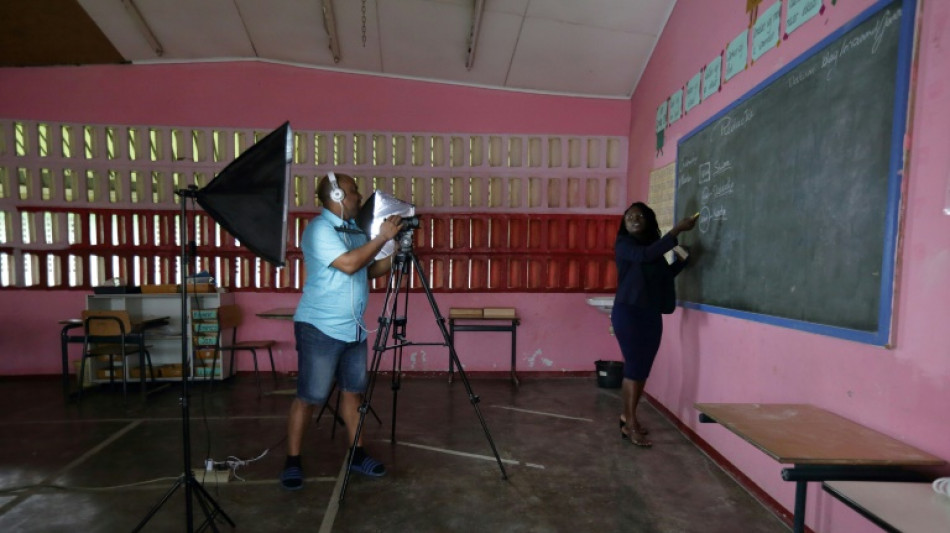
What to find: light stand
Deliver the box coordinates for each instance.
[133,186,234,532]
[338,228,509,503]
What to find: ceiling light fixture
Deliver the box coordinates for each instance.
[121,0,164,57]
[322,0,342,63]
[465,0,486,70]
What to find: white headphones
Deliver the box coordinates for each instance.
[327,171,345,204]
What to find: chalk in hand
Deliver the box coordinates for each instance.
[693,212,700,219]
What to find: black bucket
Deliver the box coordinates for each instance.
[594,360,624,388]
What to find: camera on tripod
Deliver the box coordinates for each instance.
[399,215,421,231]
[356,190,417,260]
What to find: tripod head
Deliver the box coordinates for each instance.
[393,228,415,267]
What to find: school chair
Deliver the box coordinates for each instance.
[78,310,156,402]
[216,304,278,397]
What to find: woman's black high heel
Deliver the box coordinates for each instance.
[620,425,653,447]
[620,417,650,435]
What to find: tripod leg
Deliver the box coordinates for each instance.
[410,253,509,480]
[332,388,341,439]
[192,475,236,531]
[369,402,382,425]
[391,344,403,443]
[340,322,393,503]
[448,320,455,384]
[192,486,221,533]
[133,476,185,532]
[339,261,407,503]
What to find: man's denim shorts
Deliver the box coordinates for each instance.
[294,321,367,405]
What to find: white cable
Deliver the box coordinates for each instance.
[211,448,270,482]
[934,477,950,497]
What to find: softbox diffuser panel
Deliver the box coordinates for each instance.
[197,122,292,267]
[356,190,415,260]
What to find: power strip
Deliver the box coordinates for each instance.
[192,468,230,484]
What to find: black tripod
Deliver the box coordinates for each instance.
[133,187,234,532]
[338,229,509,503]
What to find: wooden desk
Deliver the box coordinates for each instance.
[696,403,944,533]
[260,307,521,386]
[448,313,520,386]
[256,307,295,320]
[822,481,950,533]
[60,316,170,401]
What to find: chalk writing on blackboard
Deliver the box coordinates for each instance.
[674,0,911,345]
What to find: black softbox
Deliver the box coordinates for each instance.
[196,122,292,267]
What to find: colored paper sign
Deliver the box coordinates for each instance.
[656,100,668,132]
[725,30,749,81]
[703,55,722,100]
[752,1,782,61]
[669,89,683,124]
[685,72,702,111]
[787,0,822,34]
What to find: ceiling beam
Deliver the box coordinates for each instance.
[465,0,485,70]
[322,0,341,63]
[121,0,163,57]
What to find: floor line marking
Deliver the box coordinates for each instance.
[3,415,291,425]
[0,476,336,495]
[387,440,545,469]
[0,420,142,516]
[319,457,348,533]
[490,405,593,422]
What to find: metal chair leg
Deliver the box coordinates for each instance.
[267,346,277,384]
[77,356,88,403]
[250,348,262,397]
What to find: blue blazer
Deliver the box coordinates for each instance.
[614,233,686,310]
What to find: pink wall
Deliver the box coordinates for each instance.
[629,0,950,531]
[0,62,625,377]
[0,62,630,135]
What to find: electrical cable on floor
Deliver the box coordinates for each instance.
[212,448,270,481]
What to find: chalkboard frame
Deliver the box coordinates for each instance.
[674,0,917,346]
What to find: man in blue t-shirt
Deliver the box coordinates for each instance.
[279,172,402,491]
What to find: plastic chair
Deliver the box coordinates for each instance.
[78,310,155,402]
[216,304,277,396]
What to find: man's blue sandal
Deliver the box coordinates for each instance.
[349,456,386,478]
[279,466,304,491]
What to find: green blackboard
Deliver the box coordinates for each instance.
[674,0,914,345]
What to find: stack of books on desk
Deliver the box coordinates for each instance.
[449,308,483,319]
[483,307,516,318]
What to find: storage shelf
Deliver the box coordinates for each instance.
[86,292,235,382]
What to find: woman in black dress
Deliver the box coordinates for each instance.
[612,202,698,447]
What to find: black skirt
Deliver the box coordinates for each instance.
[610,301,663,381]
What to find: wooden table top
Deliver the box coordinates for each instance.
[60,316,169,330]
[256,307,296,319]
[695,403,945,466]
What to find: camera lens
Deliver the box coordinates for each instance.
[401,216,421,229]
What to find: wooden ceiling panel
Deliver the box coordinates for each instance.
[0,0,124,67]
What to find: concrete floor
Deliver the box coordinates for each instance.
[0,374,788,532]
